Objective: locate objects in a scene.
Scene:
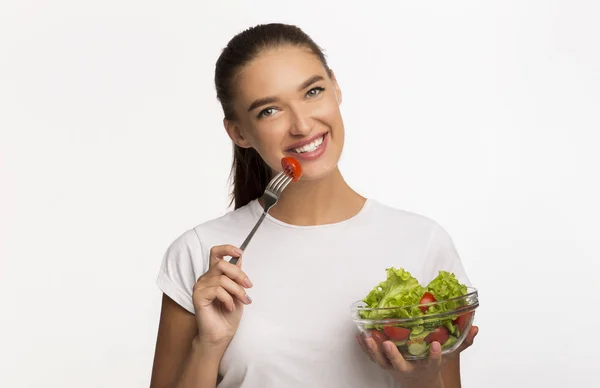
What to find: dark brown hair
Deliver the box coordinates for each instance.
[214,23,331,209]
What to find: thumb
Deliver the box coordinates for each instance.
[428,341,443,367]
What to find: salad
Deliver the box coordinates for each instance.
[359,267,473,357]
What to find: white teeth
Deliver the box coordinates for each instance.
[293,135,324,153]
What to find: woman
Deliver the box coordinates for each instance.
[150,23,478,388]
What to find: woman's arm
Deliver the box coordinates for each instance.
[149,294,222,388]
[440,355,461,388]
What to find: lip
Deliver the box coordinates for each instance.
[284,131,329,151]
[284,132,329,162]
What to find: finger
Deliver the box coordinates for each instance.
[356,334,372,360]
[365,337,392,370]
[206,274,252,305]
[195,285,236,312]
[213,259,253,288]
[208,244,244,267]
[457,326,479,352]
[382,341,410,372]
[468,325,479,343]
[214,286,237,312]
[199,257,253,289]
[427,341,443,367]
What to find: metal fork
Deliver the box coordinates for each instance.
[229,171,293,265]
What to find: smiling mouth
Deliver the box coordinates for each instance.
[289,134,326,154]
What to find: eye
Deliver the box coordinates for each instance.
[257,107,278,119]
[306,86,325,98]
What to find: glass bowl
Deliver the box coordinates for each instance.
[350,287,478,360]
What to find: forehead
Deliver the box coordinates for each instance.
[234,46,327,103]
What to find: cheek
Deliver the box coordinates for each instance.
[242,116,285,146]
[250,124,288,162]
[311,97,341,122]
[253,121,288,147]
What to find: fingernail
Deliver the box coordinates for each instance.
[384,341,395,353]
[432,342,441,352]
[233,248,243,256]
[244,278,253,288]
[245,294,252,304]
[368,339,377,351]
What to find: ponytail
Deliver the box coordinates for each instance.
[230,145,271,209]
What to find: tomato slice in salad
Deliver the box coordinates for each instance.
[281,156,302,182]
[368,329,388,344]
[419,292,436,313]
[383,325,410,341]
[425,326,449,345]
[454,311,473,334]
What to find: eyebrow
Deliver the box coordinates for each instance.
[247,75,325,112]
[298,75,324,91]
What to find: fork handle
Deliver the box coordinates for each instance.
[229,211,267,265]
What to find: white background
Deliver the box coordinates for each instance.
[1,0,598,387]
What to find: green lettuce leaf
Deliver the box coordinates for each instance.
[360,267,425,320]
[424,271,468,314]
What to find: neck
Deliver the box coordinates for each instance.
[260,166,366,226]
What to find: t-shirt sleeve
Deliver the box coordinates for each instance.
[156,228,207,314]
[421,222,471,287]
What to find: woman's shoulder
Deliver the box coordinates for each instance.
[365,198,445,232]
[366,199,470,285]
[196,199,258,229]
[166,200,259,252]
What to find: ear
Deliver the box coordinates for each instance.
[329,69,342,105]
[224,118,252,148]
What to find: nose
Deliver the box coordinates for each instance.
[288,104,313,136]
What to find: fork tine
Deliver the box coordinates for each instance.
[278,177,292,194]
[276,176,293,193]
[267,171,287,190]
[273,174,292,193]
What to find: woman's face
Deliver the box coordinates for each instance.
[225,45,344,181]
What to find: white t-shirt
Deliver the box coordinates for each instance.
[157,198,471,388]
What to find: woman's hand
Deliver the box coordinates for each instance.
[192,244,253,350]
[357,326,479,388]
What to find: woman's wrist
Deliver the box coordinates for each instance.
[174,337,226,388]
[191,335,228,362]
[398,372,444,388]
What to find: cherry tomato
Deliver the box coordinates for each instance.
[383,325,411,341]
[368,329,388,344]
[454,311,473,334]
[281,157,302,182]
[419,292,436,313]
[425,326,449,345]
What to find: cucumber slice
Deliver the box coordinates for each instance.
[393,339,408,347]
[408,341,428,356]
